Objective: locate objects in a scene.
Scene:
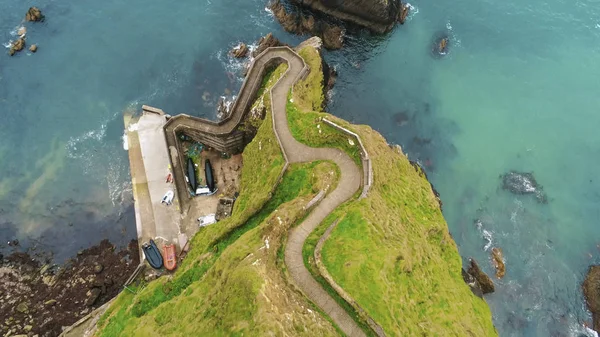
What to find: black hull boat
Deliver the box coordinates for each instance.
[187,158,197,193]
[205,159,215,192]
[142,239,163,269]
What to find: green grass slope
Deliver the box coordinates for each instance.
[97,44,496,337]
[96,64,341,336]
[290,45,497,336]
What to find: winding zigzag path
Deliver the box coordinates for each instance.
[265,47,366,336]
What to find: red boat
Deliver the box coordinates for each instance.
[163,244,177,271]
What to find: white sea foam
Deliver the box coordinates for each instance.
[122,133,128,151]
[482,229,493,251]
[405,3,419,21]
[127,122,139,132]
[445,20,462,49]
[264,6,273,15]
[596,23,600,29]
[66,122,108,158]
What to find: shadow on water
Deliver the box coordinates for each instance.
[0,203,136,264]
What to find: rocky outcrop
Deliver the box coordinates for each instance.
[432,35,449,57]
[583,265,600,332]
[501,171,547,203]
[323,59,337,92]
[467,258,495,294]
[231,43,249,58]
[252,33,284,57]
[29,44,38,53]
[25,7,44,22]
[291,0,401,33]
[491,247,505,279]
[0,240,139,337]
[270,0,343,50]
[9,38,25,56]
[398,4,409,24]
[17,26,26,37]
[462,268,484,298]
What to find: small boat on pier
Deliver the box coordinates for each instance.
[163,244,177,271]
[142,240,163,270]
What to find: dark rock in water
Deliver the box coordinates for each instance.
[25,7,45,22]
[467,258,495,294]
[29,44,38,53]
[321,57,337,106]
[291,0,401,33]
[432,35,449,57]
[253,33,284,57]
[321,25,343,50]
[270,0,344,50]
[461,268,483,298]
[583,265,600,332]
[322,58,337,92]
[501,171,547,203]
[230,43,249,58]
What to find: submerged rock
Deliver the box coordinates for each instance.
[230,43,249,58]
[393,111,410,126]
[25,7,44,22]
[467,258,495,294]
[491,247,506,279]
[501,171,547,203]
[583,265,600,332]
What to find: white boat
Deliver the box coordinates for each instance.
[161,190,174,205]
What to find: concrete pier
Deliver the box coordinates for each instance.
[126,109,182,259]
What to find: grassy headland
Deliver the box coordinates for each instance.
[290,45,497,336]
[96,44,496,337]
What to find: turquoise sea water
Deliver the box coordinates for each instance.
[1,0,599,335]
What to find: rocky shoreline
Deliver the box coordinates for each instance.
[584,266,600,332]
[0,240,139,337]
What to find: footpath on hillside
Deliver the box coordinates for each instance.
[264,47,367,337]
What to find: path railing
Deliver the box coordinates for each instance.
[322,118,372,199]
